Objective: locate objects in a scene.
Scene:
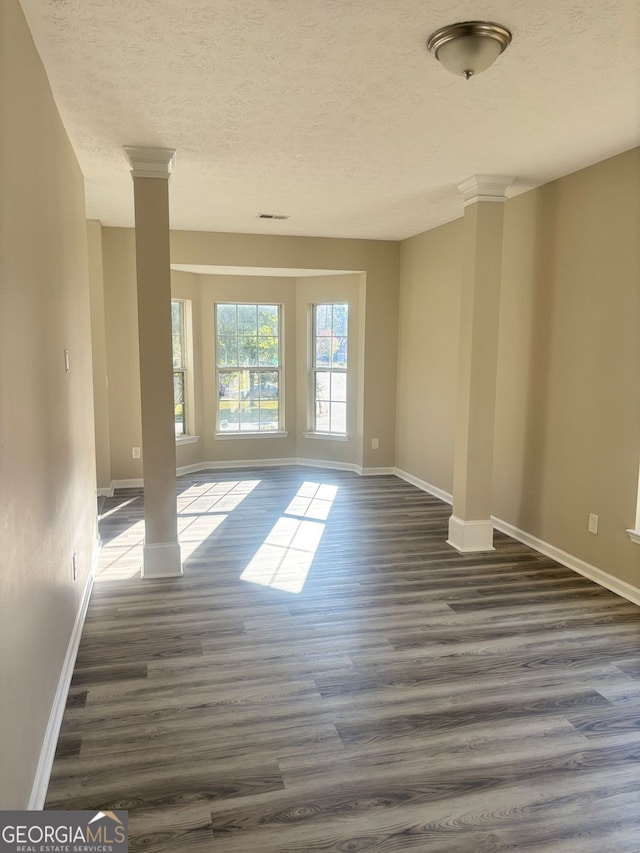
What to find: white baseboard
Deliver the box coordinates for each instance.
[296,457,360,473]
[177,462,207,476]
[393,467,640,606]
[111,478,144,489]
[203,457,298,470]
[96,486,114,498]
[394,468,453,505]
[111,458,398,490]
[28,537,100,809]
[492,517,640,607]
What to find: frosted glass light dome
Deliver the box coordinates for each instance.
[427,22,512,79]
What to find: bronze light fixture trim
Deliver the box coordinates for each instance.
[427,21,512,80]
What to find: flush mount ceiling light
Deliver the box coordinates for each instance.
[427,21,512,80]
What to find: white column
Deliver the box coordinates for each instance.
[124,146,182,578]
[447,175,513,553]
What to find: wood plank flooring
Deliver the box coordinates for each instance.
[46,467,640,851]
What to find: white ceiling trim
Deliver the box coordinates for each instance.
[171,265,360,278]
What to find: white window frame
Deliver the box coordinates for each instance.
[309,303,348,437]
[171,298,198,444]
[172,299,188,437]
[214,302,284,436]
[627,463,640,544]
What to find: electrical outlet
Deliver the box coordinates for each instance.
[72,552,78,581]
[588,513,599,535]
[371,438,379,450]
[132,446,141,459]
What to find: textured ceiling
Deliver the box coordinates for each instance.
[19,0,640,241]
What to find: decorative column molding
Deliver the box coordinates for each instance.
[457,174,513,207]
[124,145,182,578]
[124,147,176,180]
[448,516,495,553]
[447,173,514,554]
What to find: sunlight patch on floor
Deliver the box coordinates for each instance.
[95,478,261,581]
[240,482,338,593]
[284,482,339,521]
[179,513,228,562]
[177,479,260,515]
[98,495,140,521]
[95,520,145,581]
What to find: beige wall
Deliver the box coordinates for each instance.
[396,219,462,489]
[87,221,111,491]
[102,227,143,481]
[494,149,640,586]
[0,0,97,807]
[101,228,400,479]
[396,149,640,589]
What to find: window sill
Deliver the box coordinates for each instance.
[215,430,288,440]
[303,431,349,442]
[627,529,640,545]
[176,435,200,446]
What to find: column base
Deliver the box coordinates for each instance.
[142,541,183,578]
[447,515,495,553]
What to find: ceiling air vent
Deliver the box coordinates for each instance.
[258,213,290,220]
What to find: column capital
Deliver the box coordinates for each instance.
[458,175,514,207]
[124,146,176,179]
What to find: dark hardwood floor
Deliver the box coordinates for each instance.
[46,467,640,851]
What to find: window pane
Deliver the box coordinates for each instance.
[315,406,329,432]
[330,401,347,434]
[333,303,348,336]
[242,371,280,404]
[173,371,185,436]
[258,402,279,430]
[315,336,331,366]
[172,301,184,369]
[314,372,330,432]
[315,304,331,336]
[254,371,278,399]
[235,370,250,399]
[216,304,237,336]
[219,371,240,400]
[238,336,257,367]
[237,401,253,430]
[330,372,347,403]
[262,372,279,398]
[315,371,330,401]
[258,337,279,366]
[333,337,348,368]
[217,336,237,367]
[243,371,259,403]
[258,304,278,336]
[238,304,257,335]
[219,400,237,431]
